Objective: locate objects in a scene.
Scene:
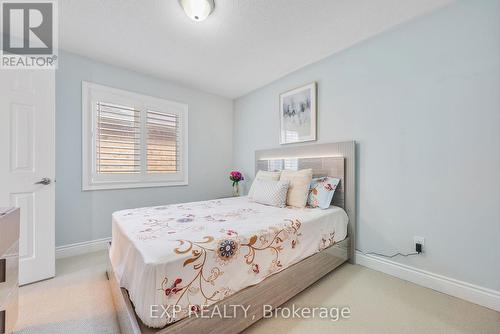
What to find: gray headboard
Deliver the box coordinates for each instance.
[255,141,356,262]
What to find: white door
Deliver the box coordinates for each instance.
[0,70,55,285]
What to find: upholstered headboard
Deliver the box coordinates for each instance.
[255,141,356,261]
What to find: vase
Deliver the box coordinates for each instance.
[233,183,240,197]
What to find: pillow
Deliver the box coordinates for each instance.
[279,169,313,208]
[248,170,281,197]
[307,177,341,209]
[249,179,290,207]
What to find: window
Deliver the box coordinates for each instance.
[82,82,188,190]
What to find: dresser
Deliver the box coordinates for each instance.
[0,208,19,334]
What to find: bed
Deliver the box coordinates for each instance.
[107,141,357,334]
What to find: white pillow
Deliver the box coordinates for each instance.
[280,169,313,208]
[248,170,281,198]
[249,179,290,207]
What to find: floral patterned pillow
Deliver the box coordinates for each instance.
[307,177,340,209]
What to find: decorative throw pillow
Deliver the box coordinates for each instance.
[307,177,341,209]
[249,179,290,207]
[279,169,313,208]
[248,170,281,198]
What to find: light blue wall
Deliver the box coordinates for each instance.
[56,52,234,247]
[233,0,500,290]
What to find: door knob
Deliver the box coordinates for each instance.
[34,177,52,185]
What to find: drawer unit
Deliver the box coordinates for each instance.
[0,242,18,303]
[0,208,20,334]
[0,289,18,334]
[0,209,19,256]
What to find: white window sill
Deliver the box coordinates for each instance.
[82,180,188,191]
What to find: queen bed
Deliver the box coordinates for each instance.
[107,141,357,334]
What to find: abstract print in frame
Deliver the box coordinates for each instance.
[280,82,317,144]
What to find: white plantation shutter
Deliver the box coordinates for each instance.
[96,102,140,174]
[82,82,188,190]
[146,110,180,173]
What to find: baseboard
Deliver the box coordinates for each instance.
[56,237,111,259]
[355,251,500,312]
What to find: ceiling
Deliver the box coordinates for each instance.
[60,0,452,99]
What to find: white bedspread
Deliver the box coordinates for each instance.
[109,196,348,328]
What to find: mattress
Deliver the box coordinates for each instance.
[109,196,348,328]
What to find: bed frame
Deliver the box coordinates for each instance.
[107,141,357,334]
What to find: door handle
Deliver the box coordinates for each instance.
[34,177,52,185]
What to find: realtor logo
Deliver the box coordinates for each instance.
[1,0,58,69]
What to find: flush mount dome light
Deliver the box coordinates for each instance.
[179,0,215,22]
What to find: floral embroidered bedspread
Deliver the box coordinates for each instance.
[109,196,348,328]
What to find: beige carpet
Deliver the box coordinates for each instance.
[14,251,119,334]
[13,251,500,334]
[245,263,500,334]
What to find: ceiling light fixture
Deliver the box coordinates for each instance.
[179,0,215,22]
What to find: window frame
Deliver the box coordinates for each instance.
[82,82,188,191]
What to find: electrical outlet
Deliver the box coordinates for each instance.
[414,236,425,245]
[414,236,425,252]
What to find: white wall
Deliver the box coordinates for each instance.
[56,52,234,247]
[233,0,500,291]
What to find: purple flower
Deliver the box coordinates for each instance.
[229,170,244,185]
